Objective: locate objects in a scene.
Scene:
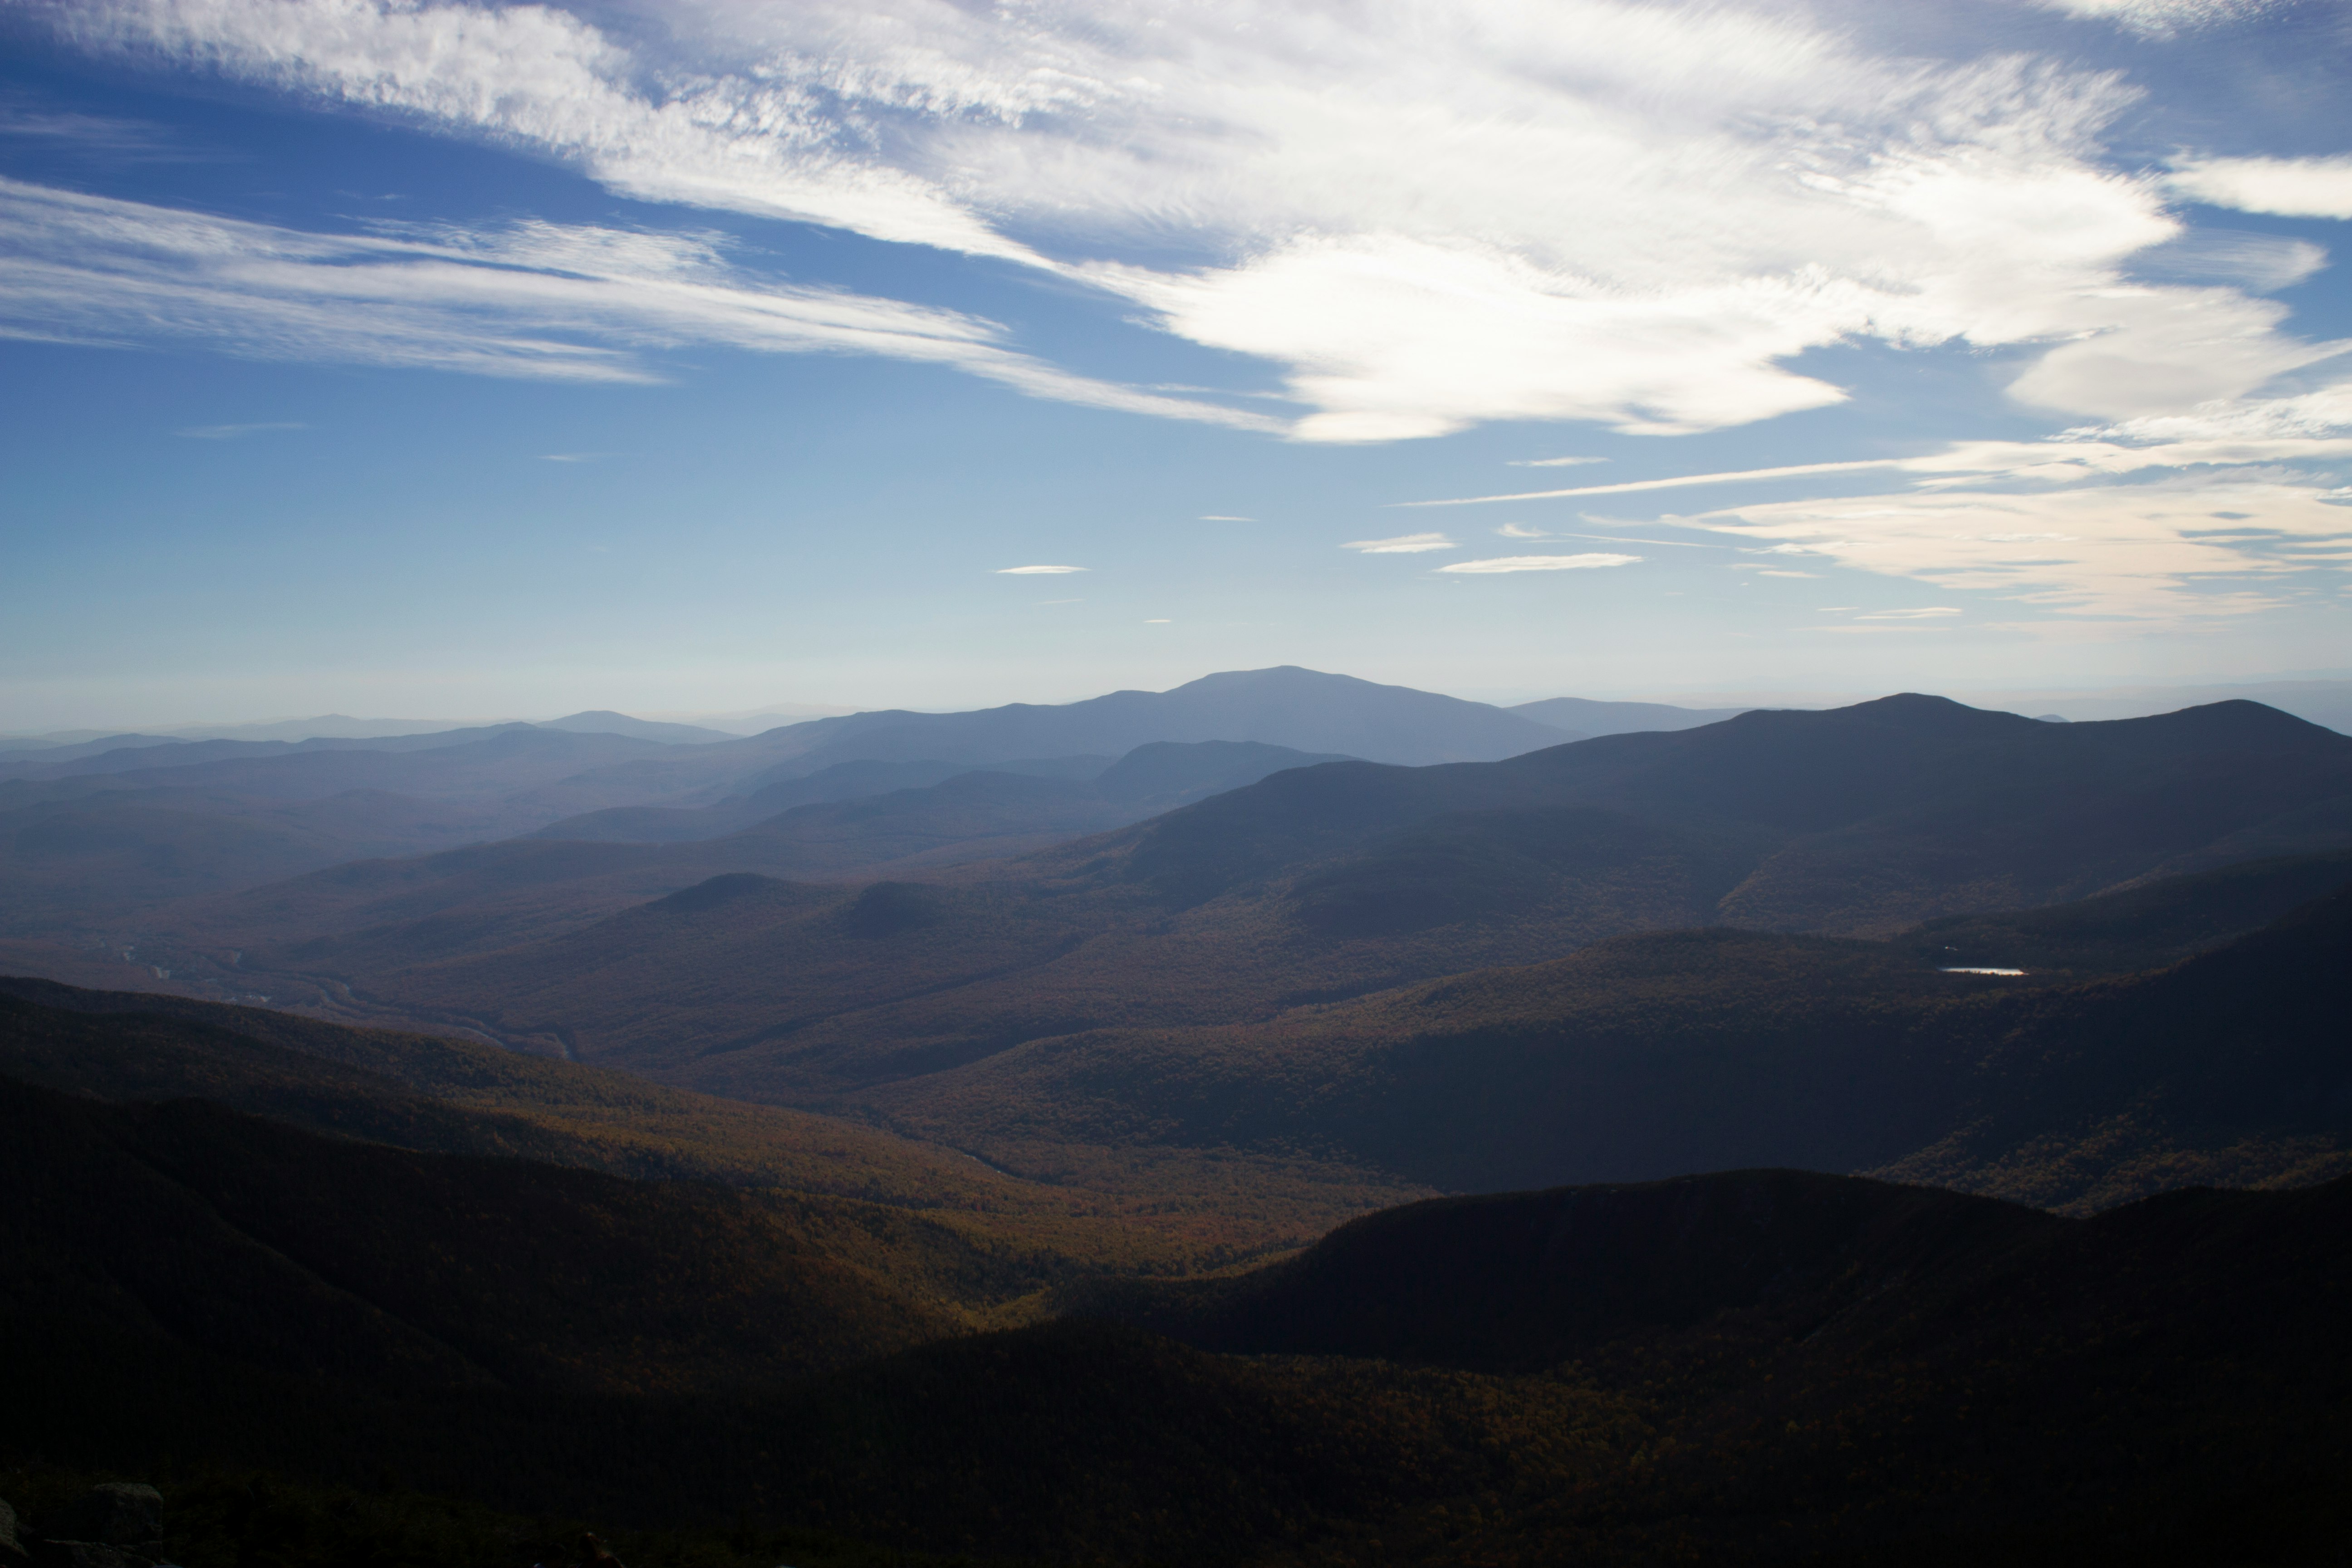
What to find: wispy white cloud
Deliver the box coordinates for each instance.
[2167,156,2352,221]
[1436,553,1640,574]
[2003,288,2342,421]
[1686,474,2352,618]
[1411,418,2352,508]
[2034,0,2287,37]
[44,0,1039,261]
[24,0,2341,442]
[2070,382,2352,443]
[1497,524,1548,539]
[996,564,1086,574]
[1405,459,1911,507]
[1343,532,1456,554]
[1562,528,1731,549]
[0,177,1274,426]
[2127,230,2329,294]
[1399,378,2352,618]
[0,100,208,161]
[1510,456,1608,469]
[1198,514,1254,522]
[175,420,304,438]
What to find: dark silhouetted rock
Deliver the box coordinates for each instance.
[58,1487,160,1550]
[33,1546,147,1568]
[0,1498,24,1561]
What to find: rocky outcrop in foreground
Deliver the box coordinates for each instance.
[0,1484,172,1568]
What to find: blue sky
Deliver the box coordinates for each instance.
[4,0,2351,729]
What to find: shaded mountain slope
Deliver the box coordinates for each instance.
[1865,881,2352,1209]
[1074,1170,2058,1369]
[0,980,1423,1268]
[1109,692,2352,930]
[10,1144,2352,1565]
[1892,845,2352,972]
[1066,1168,2352,1562]
[861,874,2352,1212]
[0,1074,969,1394]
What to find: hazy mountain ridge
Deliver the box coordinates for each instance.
[0,728,712,931]
[1509,694,1749,734]
[531,739,1351,845]
[35,740,1367,1008]
[172,694,2352,1107]
[736,666,1573,774]
[0,669,1578,947]
[406,666,1584,823]
[0,711,735,767]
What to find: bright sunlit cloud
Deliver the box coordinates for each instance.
[19,0,2344,443]
[996,564,1088,575]
[1686,473,2352,619]
[2168,157,2352,220]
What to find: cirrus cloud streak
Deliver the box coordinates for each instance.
[0,177,1277,427]
[1436,553,1641,574]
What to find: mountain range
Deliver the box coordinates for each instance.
[129,694,2344,1108]
[7,664,2352,1565]
[0,669,1617,945]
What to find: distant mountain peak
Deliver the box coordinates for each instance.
[536,710,735,744]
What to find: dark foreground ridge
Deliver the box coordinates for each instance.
[5,1046,2351,1564]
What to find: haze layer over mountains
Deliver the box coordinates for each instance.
[0,668,1627,937]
